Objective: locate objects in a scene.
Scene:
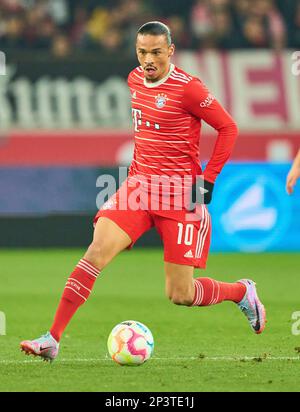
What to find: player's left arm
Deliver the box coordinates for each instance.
[183,79,239,203]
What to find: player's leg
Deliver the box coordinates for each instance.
[156,205,266,333]
[20,217,132,361]
[165,262,194,305]
[20,178,155,361]
[48,217,132,342]
[164,262,247,307]
[164,264,266,334]
[84,216,132,269]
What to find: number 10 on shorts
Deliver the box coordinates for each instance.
[177,223,194,245]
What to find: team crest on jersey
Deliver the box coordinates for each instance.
[155,93,168,108]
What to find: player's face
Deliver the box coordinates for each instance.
[136,34,175,83]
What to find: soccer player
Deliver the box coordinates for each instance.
[20,22,266,362]
[286,149,300,194]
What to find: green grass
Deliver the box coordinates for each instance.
[0,249,300,392]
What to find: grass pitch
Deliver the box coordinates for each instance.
[0,248,300,392]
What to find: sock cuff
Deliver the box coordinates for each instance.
[192,279,204,306]
[77,259,100,279]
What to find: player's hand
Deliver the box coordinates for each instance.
[192,179,214,204]
[286,167,300,195]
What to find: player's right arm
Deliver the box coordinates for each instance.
[286,149,300,194]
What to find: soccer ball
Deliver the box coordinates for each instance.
[107,320,154,366]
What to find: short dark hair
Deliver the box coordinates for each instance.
[137,21,172,46]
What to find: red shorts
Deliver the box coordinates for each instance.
[94,181,211,269]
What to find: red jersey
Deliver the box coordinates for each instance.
[127,64,238,206]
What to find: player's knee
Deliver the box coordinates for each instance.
[84,241,111,270]
[168,290,193,306]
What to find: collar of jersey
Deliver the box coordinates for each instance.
[143,64,175,88]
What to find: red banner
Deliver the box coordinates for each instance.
[0,130,299,166]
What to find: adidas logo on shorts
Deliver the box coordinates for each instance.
[184,250,194,258]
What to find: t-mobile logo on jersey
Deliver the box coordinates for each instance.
[132,109,160,132]
[0,51,5,75]
[132,108,142,132]
[0,312,6,336]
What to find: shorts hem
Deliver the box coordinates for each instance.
[164,257,207,269]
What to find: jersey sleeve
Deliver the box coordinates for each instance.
[127,71,133,87]
[182,79,238,183]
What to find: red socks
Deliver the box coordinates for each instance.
[50,261,245,341]
[50,259,100,342]
[192,277,246,307]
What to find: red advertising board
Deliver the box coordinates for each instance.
[0,130,299,166]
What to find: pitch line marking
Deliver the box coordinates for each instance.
[1,356,300,365]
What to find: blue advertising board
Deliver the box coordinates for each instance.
[209,163,300,252]
[0,163,299,251]
[0,167,100,215]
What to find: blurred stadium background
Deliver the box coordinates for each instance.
[0,0,299,251]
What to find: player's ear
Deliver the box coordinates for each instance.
[168,44,175,57]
